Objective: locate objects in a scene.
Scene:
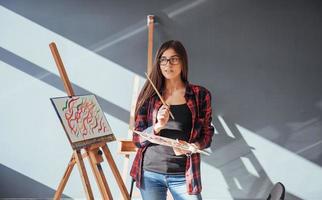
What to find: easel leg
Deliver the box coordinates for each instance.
[74,150,94,200]
[87,149,113,200]
[102,144,130,200]
[120,154,130,200]
[130,178,135,198]
[121,154,130,183]
[54,154,75,200]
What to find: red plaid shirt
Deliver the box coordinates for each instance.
[130,83,214,195]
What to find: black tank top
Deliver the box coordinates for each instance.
[143,103,192,174]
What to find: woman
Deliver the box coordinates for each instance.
[130,40,214,200]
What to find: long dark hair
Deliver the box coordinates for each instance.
[135,40,189,116]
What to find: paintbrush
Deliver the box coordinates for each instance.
[145,72,175,119]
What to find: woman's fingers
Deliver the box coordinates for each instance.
[174,140,199,154]
[160,104,170,110]
[157,105,170,122]
[173,147,188,156]
[159,105,170,115]
[188,144,199,154]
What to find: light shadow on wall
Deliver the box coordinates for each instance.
[0,164,70,198]
[205,115,318,199]
[0,47,129,123]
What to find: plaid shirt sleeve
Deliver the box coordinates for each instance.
[195,88,214,150]
[132,100,153,148]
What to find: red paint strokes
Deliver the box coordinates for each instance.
[62,97,106,138]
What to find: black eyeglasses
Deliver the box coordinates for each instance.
[159,56,181,66]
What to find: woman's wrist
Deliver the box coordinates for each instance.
[153,122,163,134]
[154,125,162,133]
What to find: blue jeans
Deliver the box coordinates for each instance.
[140,170,202,200]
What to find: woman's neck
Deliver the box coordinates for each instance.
[164,78,185,94]
[163,78,186,105]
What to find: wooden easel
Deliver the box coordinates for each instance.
[49,42,130,200]
[118,15,155,198]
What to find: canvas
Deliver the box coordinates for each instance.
[51,94,115,149]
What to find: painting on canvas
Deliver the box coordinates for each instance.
[51,94,115,149]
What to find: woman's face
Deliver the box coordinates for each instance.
[159,48,182,81]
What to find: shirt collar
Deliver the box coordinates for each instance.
[185,81,194,97]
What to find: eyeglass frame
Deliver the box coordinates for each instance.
[159,56,181,66]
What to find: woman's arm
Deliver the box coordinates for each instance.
[194,89,214,150]
[132,101,171,148]
[132,100,152,148]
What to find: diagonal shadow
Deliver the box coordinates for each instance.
[1,1,321,199]
[204,116,303,200]
[0,164,70,198]
[0,47,130,123]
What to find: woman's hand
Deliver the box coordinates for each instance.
[154,104,170,133]
[173,140,200,156]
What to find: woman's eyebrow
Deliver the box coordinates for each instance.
[161,55,180,58]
